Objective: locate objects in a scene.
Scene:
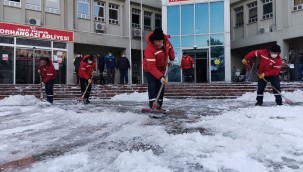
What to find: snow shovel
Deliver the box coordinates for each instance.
[246,63,255,82]
[253,71,294,105]
[81,76,94,100]
[39,76,43,100]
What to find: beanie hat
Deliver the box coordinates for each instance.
[151,28,164,41]
[270,44,281,53]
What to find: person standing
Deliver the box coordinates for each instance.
[97,53,106,84]
[180,52,194,83]
[144,28,175,110]
[78,55,96,104]
[289,49,301,81]
[105,51,116,84]
[242,44,283,106]
[38,57,57,103]
[117,53,130,84]
[74,53,82,84]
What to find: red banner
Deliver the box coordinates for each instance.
[169,0,190,2]
[0,22,74,42]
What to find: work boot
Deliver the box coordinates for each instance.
[84,99,90,104]
[276,102,283,106]
[255,102,262,106]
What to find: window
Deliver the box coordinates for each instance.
[234,6,244,27]
[248,1,257,23]
[155,14,162,28]
[26,0,41,11]
[132,8,140,28]
[195,3,209,34]
[167,6,180,35]
[293,0,303,11]
[262,0,273,20]
[144,11,152,30]
[45,0,60,14]
[4,0,21,8]
[78,0,90,19]
[109,3,119,24]
[181,4,194,35]
[94,1,105,22]
[210,2,224,33]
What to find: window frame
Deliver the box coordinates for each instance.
[144,11,152,30]
[3,0,21,8]
[234,6,244,27]
[94,1,105,22]
[109,3,119,25]
[132,8,141,28]
[155,13,162,28]
[25,0,41,11]
[77,0,90,20]
[293,0,303,11]
[247,1,258,24]
[45,0,60,14]
[261,0,273,20]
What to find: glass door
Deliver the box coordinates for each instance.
[195,51,208,83]
[16,48,51,84]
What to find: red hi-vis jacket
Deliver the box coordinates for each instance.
[143,32,175,79]
[180,55,194,69]
[78,55,96,80]
[39,59,57,83]
[244,49,282,77]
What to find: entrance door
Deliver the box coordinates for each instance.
[16,48,51,84]
[183,49,208,83]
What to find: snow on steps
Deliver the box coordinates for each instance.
[0,82,302,100]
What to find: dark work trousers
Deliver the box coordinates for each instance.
[146,72,164,109]
[107,68,116,84]
[76,72,80,84]
[80,78,92,99]
[99,73,106,84]
[45,80,55,103]
[184,68,194,82]
[256,76,282,105]
[119,69,128,84]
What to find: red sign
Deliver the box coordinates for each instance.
[169,0,190,2]
[0,22,74,42]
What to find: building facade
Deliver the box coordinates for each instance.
[162,0,231,82]
[230,0,303,81]
[0,0,162,84]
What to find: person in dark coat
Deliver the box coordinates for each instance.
[104,51,116,84]
[74,53,82,84]
[117,53,130,84]
[97,53,106,84]
[38,57,57,103]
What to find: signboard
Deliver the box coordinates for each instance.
[0,22,74,42]
[2,54,8,61]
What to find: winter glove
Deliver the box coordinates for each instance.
[37,82,44,88]
[88,79,92,84]
[242,59,247,65]
[258,73,265,79]
[169,60,174,67]
[160,77,168,85]
[192,64,195,68]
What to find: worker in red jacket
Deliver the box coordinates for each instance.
[38,57,57,103]
[143,28,175,110]
[242,44,283,106]
[78,55,96,104]
[180,52,195,82]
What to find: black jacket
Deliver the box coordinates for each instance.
[117,57,130,70]
[98,56,105,72]
[74,57,82,73]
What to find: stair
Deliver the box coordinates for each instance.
[0,82,302,100]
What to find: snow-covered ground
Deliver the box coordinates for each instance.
[0,91,303,172]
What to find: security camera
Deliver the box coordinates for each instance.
[193,45,197,49]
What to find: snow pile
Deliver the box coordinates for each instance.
[111,91,170,102]
[236,89,303,102]
[0,95,40,106]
